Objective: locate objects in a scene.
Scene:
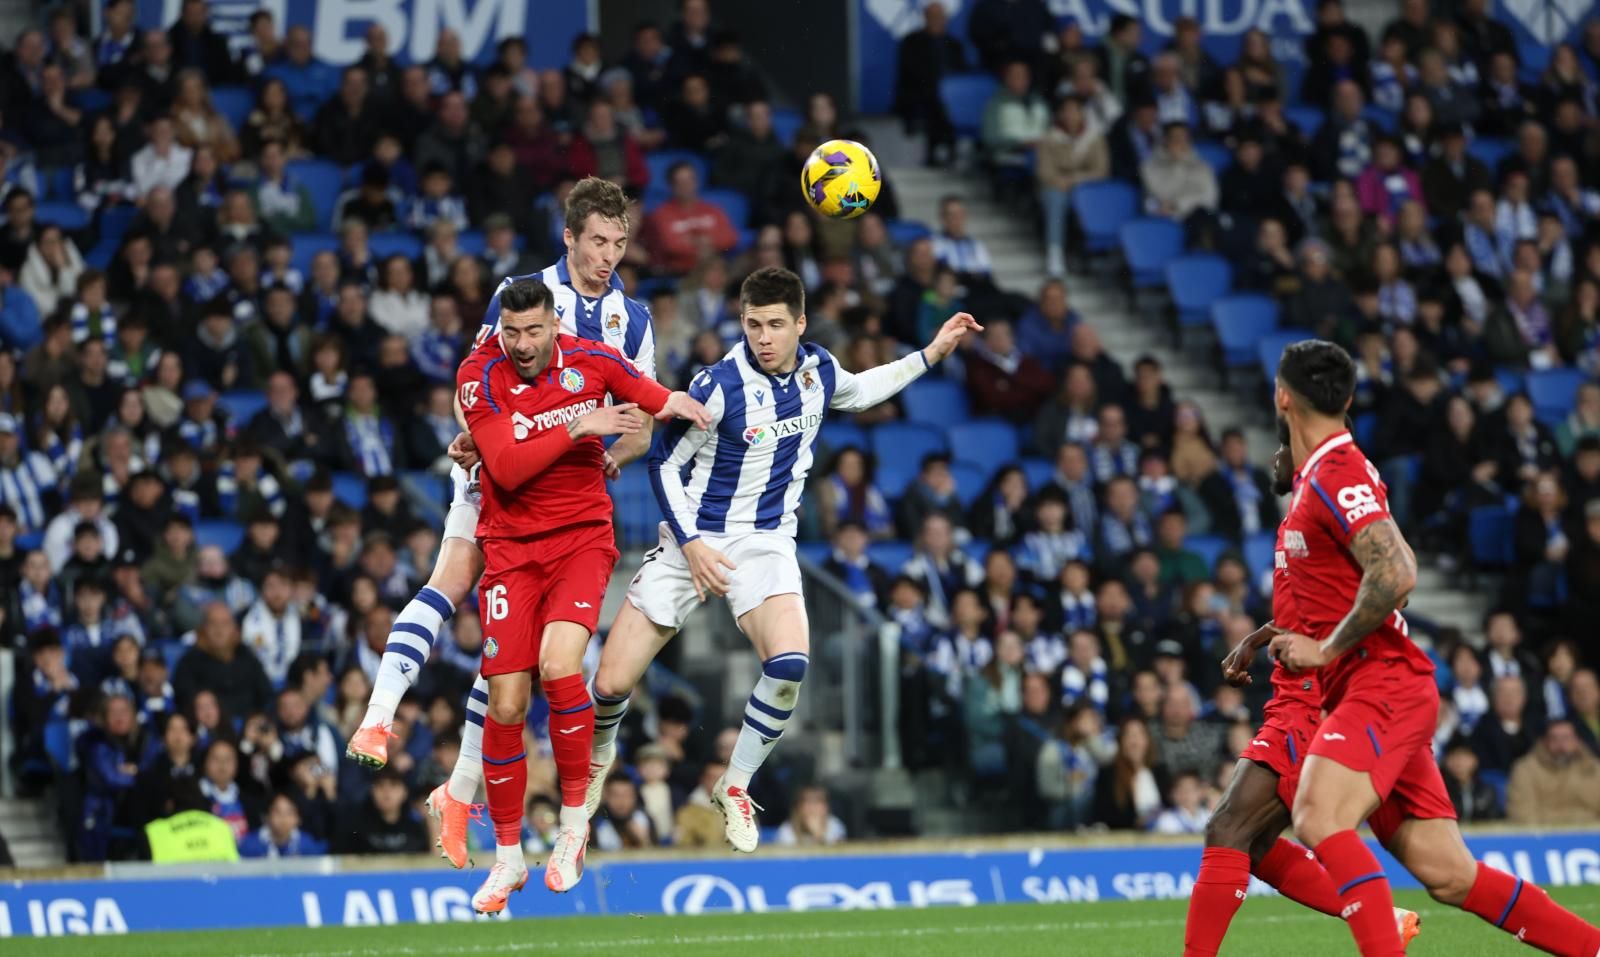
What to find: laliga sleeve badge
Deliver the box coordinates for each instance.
[484,637,499,659]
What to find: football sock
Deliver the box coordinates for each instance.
[542,673,593,811]
[1315,830,1404,956]
[589,679,631,763]
[1462,861,1600,956]
[482,716,526,847]
[446,674,489,803]
[363,586,453,727]
[1256,838,1343,917]
[494,842,524,868]
[726,652,808,790]
[1183,846,1252,957]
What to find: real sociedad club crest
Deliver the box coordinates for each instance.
[484,637,499,659]
[560,368,585,393]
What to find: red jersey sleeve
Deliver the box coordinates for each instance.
[457,344,575,490]
[579,341,672,414]
[1303,449,1392,548]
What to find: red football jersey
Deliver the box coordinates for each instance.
[457,333,671,540]
[1265,474,1321,721]
[1271,431,1433,706]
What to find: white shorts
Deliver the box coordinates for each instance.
[442,464,482,544]
[625,523,804,630]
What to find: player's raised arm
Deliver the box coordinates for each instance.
[1222,620,1283,686]
[829,311,983,412]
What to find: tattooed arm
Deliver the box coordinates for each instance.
[1318,518,1416,660]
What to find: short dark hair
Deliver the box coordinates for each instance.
[564,176,629,237]
[1277,340,1356,416]
[739,266,804,317]
[497,279,554,315]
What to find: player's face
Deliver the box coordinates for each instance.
[743,303,806,374]
[499,307,557,378]
[1271,445,1294,495]
[564,214,628,293]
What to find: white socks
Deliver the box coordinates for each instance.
[362,586,454,728]
[447,673,490,803]
[726,652,808,790]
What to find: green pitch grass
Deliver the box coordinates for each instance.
[9,886,1600,956]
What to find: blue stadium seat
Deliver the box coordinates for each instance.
[701,188,750,227]
[1468,506,1515,568]
[16,531,42,552]
[964,539,991,565]
[401,470,450,507]
[1467,137,1512,172]
[215,389,267,426]
[608,468,658,546]
[871,422,947,479]
[287,159,344,231]
[369,232,423,261]
[903,378,969,426]
[948,419,1020,478]
[1119,218,1185,290]
[1209,294,1279,369]
[1072,180,1138,255]
[1020,457,1055,491]
[160,641,186,674]
[939,73,999,138]
[1479,768,1508,809]
[949,461,987,507]
[1257,330,1313,381]
[796,541,830,566]
[1353,412,1377,449]
[885,218,932,248]
[456,230,485,256]
[332,472,368,509]
[1526,368,1587,426]
[770,108,803,146]
[1285,105,1324,139]
[1185,534,1230,571]
[1360,105,1395,131]
[290,232,338,273]
[45,167,75,201]
[645,150,708,191]
[43,718,73,771]
[210,86,254,133]
[35,201,89,231]
[876,455,922,497]
[1165,254,1233,331]
[1243,531,1275,583]
[867,540,915,573]
[194,519,244,553]
[1193,140,1232,175]
[818,421,868,454]
[84,239,117,270]
[1494,367,1525,398]
[99,204,137,245]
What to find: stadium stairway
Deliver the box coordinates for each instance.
[0,796,66,868]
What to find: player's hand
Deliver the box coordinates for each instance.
[602,451,620,481]
[658,390,712,429]
[571,402,644,439]
[1269,631,1329,672]
[682,538,737,601]
[447,432,480,469]
[1222,622,1282,686]
[924,312,983,363]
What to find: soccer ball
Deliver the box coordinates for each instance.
[801,139,882,220]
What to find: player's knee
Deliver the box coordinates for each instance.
[487,695,527,726]
[1290,801,1334,849]
[538,657,579,684]
[1416,857,1476,906]
[591,672,631,702]
[1203,806,1252,852]
[761,653,808,703]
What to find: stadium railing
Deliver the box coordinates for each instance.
[1,650,13,798]
[795,555,897,770]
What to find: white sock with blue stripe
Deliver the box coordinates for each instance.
[589,679,631,764]
[446,673,489,803]
[362,586,454,729]
[726,652,808,790]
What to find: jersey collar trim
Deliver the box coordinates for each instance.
[554,255,624,293]
[1298,430,1352,479]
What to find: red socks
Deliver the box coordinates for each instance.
[543,673,594,811]
[1256,837,1343,917]
[1184,847,1252,956]
[1462,862,1600,956]
[482,717,526,846]
[1314,830,1404,956]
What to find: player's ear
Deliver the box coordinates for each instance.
[794,311,807,335]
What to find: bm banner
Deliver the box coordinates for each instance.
[137,0,590,68]
[853,0,1597,114]
[4,832,1600,937]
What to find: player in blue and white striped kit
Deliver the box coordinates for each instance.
[345,178,656,869]
[585,266,980,852]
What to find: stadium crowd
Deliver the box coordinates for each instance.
[0,0,1597,864]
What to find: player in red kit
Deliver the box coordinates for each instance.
[1267,340,1600,957]
[455,279,709,912]
[1183,443,1418,956]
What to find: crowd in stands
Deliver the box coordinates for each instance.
[3,0,1600,863]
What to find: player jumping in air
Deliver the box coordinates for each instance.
[582,266,980,852]
[1266,340,1600,957]
[1183,441,1419,955]
[345,178,657,869]
[455,279,708,910]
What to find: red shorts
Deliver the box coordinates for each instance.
[478,522,619,677]
[1242,703,1320,810]
[1308,661,1457,840]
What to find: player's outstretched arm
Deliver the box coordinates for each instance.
[830,312,985,412]
[1222,620,1282,686]
[1270,518,1416,669]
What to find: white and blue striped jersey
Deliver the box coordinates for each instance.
[480,256,657,380]
[651,343,932,543]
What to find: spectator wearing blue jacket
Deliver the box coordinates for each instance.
[78,692,147,860]
[239,791,328,858]
[264,26,336,119]
[0,270,40,351]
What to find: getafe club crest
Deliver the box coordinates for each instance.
[559,368,586,393]
[484,637,499,659]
